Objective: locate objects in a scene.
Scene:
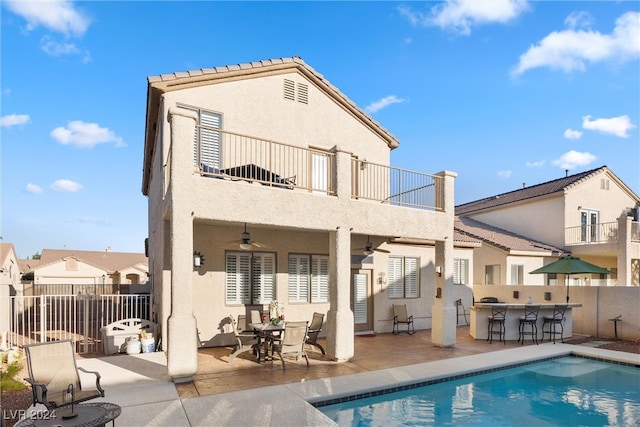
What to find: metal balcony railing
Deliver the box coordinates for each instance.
[565,221,618,245]
[195,127,336,195]
[351,160,444,211]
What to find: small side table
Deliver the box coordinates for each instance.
[15,402,121,427]
[608,315,622,340]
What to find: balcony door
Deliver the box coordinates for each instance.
[351,269,372,332]
[580,209,599,243]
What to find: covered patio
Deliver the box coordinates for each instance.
[176,325,549,398]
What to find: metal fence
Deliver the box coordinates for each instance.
[0,294,152,354]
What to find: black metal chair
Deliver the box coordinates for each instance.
[487,305,507,344]
[518,305,540,345]
[392,304,415,335]
[305,312,326,355]
[542,304,568,343]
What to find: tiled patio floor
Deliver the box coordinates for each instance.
[176,325,545,399]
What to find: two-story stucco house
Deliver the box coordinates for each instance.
[455,166,640,287]
[142,56,458,382]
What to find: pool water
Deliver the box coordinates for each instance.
[318,357,640,426]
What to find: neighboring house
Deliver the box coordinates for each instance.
[142,56,457,382]
[23,248,148,293]
[0,243,21,295]
[456,166,640,287]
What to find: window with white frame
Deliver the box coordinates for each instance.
[288,254,329,303]
[226,252,275,305]
[387,256,419,298]
[179,105,222,170]
[453,258,469,285]
[485,265,500,285]
[510,264,524,285]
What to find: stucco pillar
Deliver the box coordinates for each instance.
[431,170,457,347]
[166,107,199,382]
[326,226,354,361]
[617,214,633,286]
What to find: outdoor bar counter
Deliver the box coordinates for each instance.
[470,303,582,341]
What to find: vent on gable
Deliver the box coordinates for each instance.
[284,79,295,101]
[297,82,308,104]
[600,178,610,190]
[283,79,308,105]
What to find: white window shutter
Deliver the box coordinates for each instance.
[387,257,403,298]
[405,257,419,298]
[311,255,329,303]
[288,254,309,303]
[312,153,328,193]
[226,252,251,304]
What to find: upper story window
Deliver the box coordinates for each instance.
[485,264,500,285]
[580,209,599,243]
[510,264,524,285]
[179,105,222,170]
[388,256,419,298]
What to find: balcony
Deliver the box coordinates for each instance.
[565,221,640,246]
[193,127,444,211]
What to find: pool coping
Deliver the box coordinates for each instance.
[180,343,639,426]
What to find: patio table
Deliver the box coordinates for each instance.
[250,322,286,362]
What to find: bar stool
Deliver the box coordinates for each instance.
[487,305,507,344]
[542,304,568,343]
[518,305,540,345]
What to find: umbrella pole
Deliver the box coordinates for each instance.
[566,274,570,303]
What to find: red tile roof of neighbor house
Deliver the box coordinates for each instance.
[455,165,640,216]
[26,249,147,273]
[454,216,564,254]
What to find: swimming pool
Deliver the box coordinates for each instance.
[317,356,640,426]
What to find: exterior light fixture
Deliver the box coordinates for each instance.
[435,266,442,277]
[194,251,204,269]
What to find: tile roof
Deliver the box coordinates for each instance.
[454,216,564,254]
[33,249,147,272]
[456,166,608,215]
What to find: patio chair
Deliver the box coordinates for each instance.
[487,305,507,344]
[228,314,259,363]
[305,312,326,355]
[518,305,540,345]
[269,321,310,370]
[24,340,104,410]
[392,304,415,335]
[542,304,568,343]
[250,310,262,325]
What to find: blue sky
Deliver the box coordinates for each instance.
[1,1,638,259]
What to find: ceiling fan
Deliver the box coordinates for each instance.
[229,223,264,250]
[355,236,390,255]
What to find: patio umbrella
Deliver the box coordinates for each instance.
[529,255,610,303]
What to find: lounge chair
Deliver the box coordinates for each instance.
[305,312,326,355]
[228,315,259,363]
[269,321,310,370]
[24,340,104,409]
[392,304,415,335]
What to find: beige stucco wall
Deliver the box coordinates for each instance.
[34,261,108,285]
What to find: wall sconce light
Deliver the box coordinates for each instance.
[544,292,551,301]
[513,290,519,299]
[435,266,442,277]
[436,287,442,298]
[377,272,386,285]
[193,251,204,269]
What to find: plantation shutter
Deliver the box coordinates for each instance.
[252,253,275,304]
[226,252,251,304]
[312,153,328,193]
[353,273,368,324]
[454,259,468,285]
[199,110,221,169]
[288,254,309,303]
[311,255,329,303]
[405,257,419,298]
[387,257,403,299]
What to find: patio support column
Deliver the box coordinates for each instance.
[431,170,457,347]
[326,225,354,361]
[617,214,633,286]
[166,107,199,382]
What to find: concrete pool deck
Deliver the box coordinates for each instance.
[65,327,639,426]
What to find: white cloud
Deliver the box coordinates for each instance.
[399,0,529,35]
[564,11,594,30]
[41,37,80,56]
[50,120,125,148]
[525,160,545,168]
[512,11,640,76]
[4,0,90,37]
[51,179,83,192]
[25,183,43,194]
[563,128,583,140]
[497,170,512,178]
[582,114,636,138]
[365,95,406,114]
[1,114,30,127]
[552,150,596,170]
